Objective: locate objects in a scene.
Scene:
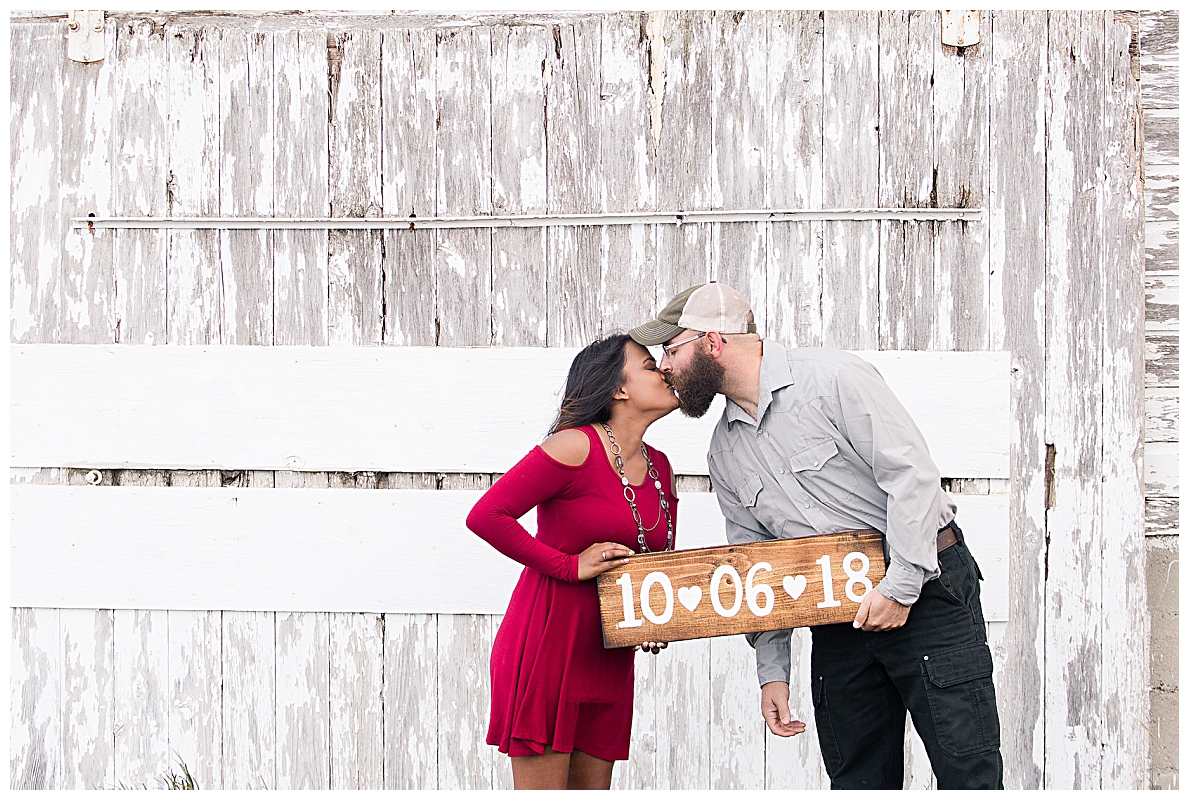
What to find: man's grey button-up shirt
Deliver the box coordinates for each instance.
[706,339,957,686]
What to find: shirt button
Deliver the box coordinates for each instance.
[812,461,819,467]
[803,502,811,509]
[778,468,786,474]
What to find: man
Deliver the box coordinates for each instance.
[629,283,1003,790]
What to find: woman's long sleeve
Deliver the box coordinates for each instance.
[466,447,581,583]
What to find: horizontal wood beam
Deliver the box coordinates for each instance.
[9,486,1009,619]
[10,345,1012,477]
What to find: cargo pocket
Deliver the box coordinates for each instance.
[811,674,845,775]
[921,642,1001,758]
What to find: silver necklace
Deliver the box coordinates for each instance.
[600,422,674,553]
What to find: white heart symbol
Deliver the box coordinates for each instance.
[677,585,703,612]
[783,574,807,601]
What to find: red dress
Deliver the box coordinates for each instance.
[465,424,678,762]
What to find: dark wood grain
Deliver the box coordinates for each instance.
[597,531,885,648]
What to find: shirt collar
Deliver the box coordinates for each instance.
[723,338,794,427]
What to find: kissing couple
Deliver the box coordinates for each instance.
[468,282,1003,790]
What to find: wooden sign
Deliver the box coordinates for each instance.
[596,531,886,648]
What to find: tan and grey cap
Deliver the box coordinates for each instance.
[628,282,757,346]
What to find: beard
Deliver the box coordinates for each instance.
[668,346,725,418]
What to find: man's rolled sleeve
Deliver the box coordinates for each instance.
[878,557,927,606]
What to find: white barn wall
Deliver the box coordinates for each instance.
[9,9,1150,790]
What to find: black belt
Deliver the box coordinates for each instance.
[937,523,958,553]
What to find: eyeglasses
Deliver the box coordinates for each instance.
[661,331,708,357]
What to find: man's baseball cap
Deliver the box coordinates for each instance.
[628,282,757,346]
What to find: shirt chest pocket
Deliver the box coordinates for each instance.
[737,472,786,537]
[787,439,859,504]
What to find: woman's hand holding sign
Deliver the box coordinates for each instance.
[577,542,633,581]
[578,544,669,654]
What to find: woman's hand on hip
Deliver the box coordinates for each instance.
[576,542,633,581]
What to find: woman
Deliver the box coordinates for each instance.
[466,334,680,790]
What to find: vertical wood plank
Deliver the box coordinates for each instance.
[612,649,657,789]
[765,10,822,347]
[653,639,711,789]
[275,611,330,789]
[380,27,437,346]
[328,29,383,346]
[166,23,223,345]
[275,471,330,489]
[273,28,329,345]
[600,13,657,335]
[168,469,220,488]
[713,10,769,337]
[1044,11,1105,789]
[222,611,276,789]
[822,11,879,350]
[384,614,437,789]
[112,18,168,346]
[932,17,990,351]
[219,27,274,345]
[11,21,63,343]
[167,610,222,788]
[987,10,1047,789]
[436,27,493,346]
[61,609,115,789]
[1100,14,1148,788]
[765,629,828,789]
[656,11,715,300]
[329,613,384,788]
[9,467,66,485]
[878,10,936,350]
[490,614,515,790]
[545,17,602,346]
[903,714,935,788]
[709,635,764,788]
[491,25,548,346]
[60,19,116,344]
[11,608,61,789]
[437,614,493,789]
[113,609,169,787]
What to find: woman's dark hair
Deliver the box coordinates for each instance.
[548,333,633,435]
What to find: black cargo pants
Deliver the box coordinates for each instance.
[808,523,1003,789]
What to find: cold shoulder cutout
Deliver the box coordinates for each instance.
[540,427,592,466]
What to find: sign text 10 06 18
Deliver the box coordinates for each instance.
[596,531,887,648]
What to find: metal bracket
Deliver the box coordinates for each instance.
[67,10,105,63]
[941,10,980,48]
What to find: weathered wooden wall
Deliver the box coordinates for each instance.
[1138,8,1180,791]
[10,9,1151,790]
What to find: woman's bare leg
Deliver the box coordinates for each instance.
[511,746,571,789]
[566,750,615,790]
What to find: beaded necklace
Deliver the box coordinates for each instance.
[600,422,674,553]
